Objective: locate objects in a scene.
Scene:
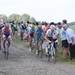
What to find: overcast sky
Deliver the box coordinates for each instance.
[0,0,75,23]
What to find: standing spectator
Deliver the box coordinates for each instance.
[17,22,20,36]
[20,21,26,40]
[13,23,18,39]
[63,25,75,60]
[58,22,68,58]
[26,21,30,33]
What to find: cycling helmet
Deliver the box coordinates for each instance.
[38,25,42,29]
[50,25,56,30]
[5,23,9,27]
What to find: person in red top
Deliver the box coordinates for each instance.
[45,25,50,32]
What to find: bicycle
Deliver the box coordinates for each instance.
[37,38,43,58]
[30,37,35,51]
[47,41,56,64]
[4,37,9,60]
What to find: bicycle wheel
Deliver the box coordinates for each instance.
[48,54,51,62]
[5,41,9,60]
[31,38,35,52]
[53,55,56,64]
[6,52,8,60]
[38,41,43,58]
[53,48,56,64]
[39,47,43,58]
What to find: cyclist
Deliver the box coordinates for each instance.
[45,25,58,56]
[35,25,45,54]
[29,25,36,51]
[2,23,13,53]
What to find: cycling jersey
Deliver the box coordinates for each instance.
[2,27,12,38]
[46,29,58,40]
[29,29,35,37]
[35,28,44,40]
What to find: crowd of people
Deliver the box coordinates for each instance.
[0,19,75,60]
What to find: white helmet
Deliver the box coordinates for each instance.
[50,25,56,30]
[5,23,9,27]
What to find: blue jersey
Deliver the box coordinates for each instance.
[29,29,35,34]
[35,28,44,38]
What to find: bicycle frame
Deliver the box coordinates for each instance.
[31,37,35,51]
[5,37,9,60]
[38,38,43,58]
[48,41,56,64]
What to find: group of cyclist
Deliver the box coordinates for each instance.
[0,19,75,60]
[25,21,59,56]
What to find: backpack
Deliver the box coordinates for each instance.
[22,24,26,30]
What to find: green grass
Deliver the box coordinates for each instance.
[69,25,75,32]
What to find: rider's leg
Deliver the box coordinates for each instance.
[8,38,10,48]
[3,37,6,52]
[29,35,32,47]
[45,42,49,55]
[36,39,39,54]
[54,42,58,52]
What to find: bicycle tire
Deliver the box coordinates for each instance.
[48,55,50,62]
[5,40,9,60]
[6,52,8,60]
[39,44,43,58]
[53,55,56,64]
[39,49,43,58]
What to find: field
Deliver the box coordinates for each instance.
[70,25,75,32]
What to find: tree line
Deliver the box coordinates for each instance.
[0,13,36,24]
[0,13,75,25]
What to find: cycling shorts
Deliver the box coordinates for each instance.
[3,33,11,39]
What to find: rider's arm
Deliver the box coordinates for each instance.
[44,34,49,42]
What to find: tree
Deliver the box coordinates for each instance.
[8,14,21,22]
[29,17,36,24]
[0,14,7,21]
[21,13,30,22]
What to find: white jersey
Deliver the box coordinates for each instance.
[46,29,58,39]
[66,28,75,44]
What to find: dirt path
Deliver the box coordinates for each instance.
[0,41,75,75]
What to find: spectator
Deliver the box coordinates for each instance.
[13,23,18,39]
[58,22,68,58]
[63,25,75,60]
[17,22,20,36]
[20,21,26,40]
